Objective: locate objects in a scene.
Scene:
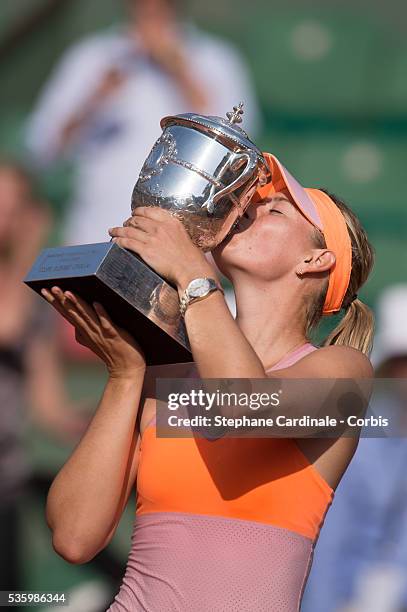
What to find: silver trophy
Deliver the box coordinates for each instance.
[132,102,270,250]
[25,103,271,365]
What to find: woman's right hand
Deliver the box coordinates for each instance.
[41,287,146,378]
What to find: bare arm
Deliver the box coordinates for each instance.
[57,68,126,153]
[47,373,144,564]
[40,287,146,564]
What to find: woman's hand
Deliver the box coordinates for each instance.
[40,287,146,378]
[108,207,214,289]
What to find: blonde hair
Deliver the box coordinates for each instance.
[305,190,375,355]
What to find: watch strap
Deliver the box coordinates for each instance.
[179,278,223,317]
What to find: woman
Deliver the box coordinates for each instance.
[42,152,374,611]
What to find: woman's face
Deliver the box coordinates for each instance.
[0,168,29,245]
[212,189,316,283]
[128,0,176,26]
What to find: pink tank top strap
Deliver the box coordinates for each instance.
[267,342,317,372]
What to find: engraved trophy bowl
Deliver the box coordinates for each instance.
[24,104,271,366]
[131,102,271,251]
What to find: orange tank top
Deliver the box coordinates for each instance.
[108,342,335,612]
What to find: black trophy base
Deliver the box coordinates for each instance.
[24,242,192,366]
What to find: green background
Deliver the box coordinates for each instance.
[1,1,406,606]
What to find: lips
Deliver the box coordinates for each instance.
[234,211,251,233]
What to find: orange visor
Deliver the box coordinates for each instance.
[253,152,352,315]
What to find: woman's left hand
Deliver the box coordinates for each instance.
[108,207,212,288]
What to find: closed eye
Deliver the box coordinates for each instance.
[269,208,283,215]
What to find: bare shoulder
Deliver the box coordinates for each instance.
[313,345,373,377]
[278,345,373,379]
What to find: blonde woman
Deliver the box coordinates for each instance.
[42,152,374,611]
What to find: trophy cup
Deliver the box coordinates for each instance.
[24,103,271,365]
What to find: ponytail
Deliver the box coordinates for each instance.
[323,298,375,355]
[306,189,375,355]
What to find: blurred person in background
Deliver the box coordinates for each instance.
[302,284,407,612]
[0,161,88,590]
[25,0,260,246]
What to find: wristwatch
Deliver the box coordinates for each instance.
[179,277,224,317]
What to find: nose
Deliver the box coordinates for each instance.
[246,200,270,220]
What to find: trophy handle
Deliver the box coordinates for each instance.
[205,150,258,214]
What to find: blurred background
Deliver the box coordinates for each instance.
[0,0,406,610]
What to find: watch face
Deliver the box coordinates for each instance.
[188,278,211,298]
